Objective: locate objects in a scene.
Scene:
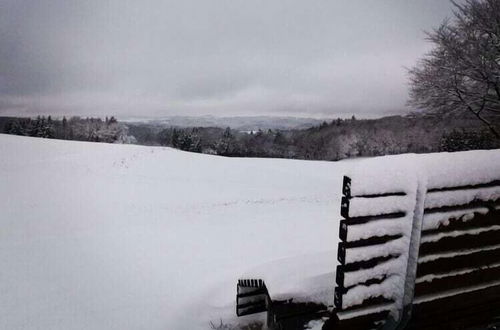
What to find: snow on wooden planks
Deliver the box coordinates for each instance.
[334,176,416,329]
[410,181,500,328]
[236,279,270,316]
[331,152,500,329]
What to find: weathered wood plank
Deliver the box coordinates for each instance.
[427,180,500,193]
[419,229,500,256]
[335,289,394,313]
[415,265,500,297]
[340,234,403,249]
[409,284,500,329]
[337,255,398,274]
[417,247,500,277]
[324,310,389,330]
[341,212,407,226]
[422,207,499,235]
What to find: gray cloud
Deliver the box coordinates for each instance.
[0,0,457,118]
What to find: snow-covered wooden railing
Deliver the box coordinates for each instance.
[332,151,500,329]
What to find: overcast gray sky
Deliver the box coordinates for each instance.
[0,0,457,118]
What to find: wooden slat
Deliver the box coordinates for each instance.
[335,289,393,313]
[324,310,390,330]
[419,228,500,256]
[342,176,351,198]
[354,192,407,198]
[342,175,406,199]
[340,217,407,242]
[409,284,500,329]
[237,303,267,316]
[337,238,401,265]
[339,220,348,242]
[336,276,398,312]
[341,196,408,220]
[334,287,342,310]
[422,207,499,235]
[236,287,268,298]
[341,196,350,219]
[415,264,500,297]
[417,247,500,277]
[237,300,266,310]
[337,276,389,294]
[337,255,398,275]
[341,212,406,225]
[269,301,327,325]
[340,234,402,249]
[424,200,500,214]
[238,279,265,287]
[427,180,500,193]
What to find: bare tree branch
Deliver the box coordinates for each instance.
[408,0,500,139]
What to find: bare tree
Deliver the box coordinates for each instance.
[408,0,500,138]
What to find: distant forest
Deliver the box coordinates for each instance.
[128,115,499,160]
[1,115,499,161]
[0,116,136,144]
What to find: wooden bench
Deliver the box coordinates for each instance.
[331,175,500,329]
[236,278,328,329]
[236,153,500,329]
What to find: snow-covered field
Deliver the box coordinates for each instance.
[4,134,498,330]
[0,134,348,330]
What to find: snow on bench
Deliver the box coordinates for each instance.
[236,279,270,317]
[333,150,500,329]
[334,175,418,328]
[234,150,500,329]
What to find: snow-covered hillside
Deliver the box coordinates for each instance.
[3,134,498,330]
[0,134,347,330]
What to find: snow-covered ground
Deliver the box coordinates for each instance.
[3,134,498,330]
[0,134,348,330]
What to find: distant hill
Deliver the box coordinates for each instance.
[126,114,500,160]
[2,114,498,161]
[120,115,325,131]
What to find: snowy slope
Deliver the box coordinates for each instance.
[3,134,498,329]
[0,134,347,330]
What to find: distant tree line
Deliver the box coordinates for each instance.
[128,115,500,161]
[2,114,497,160]
[0,116,136,144]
